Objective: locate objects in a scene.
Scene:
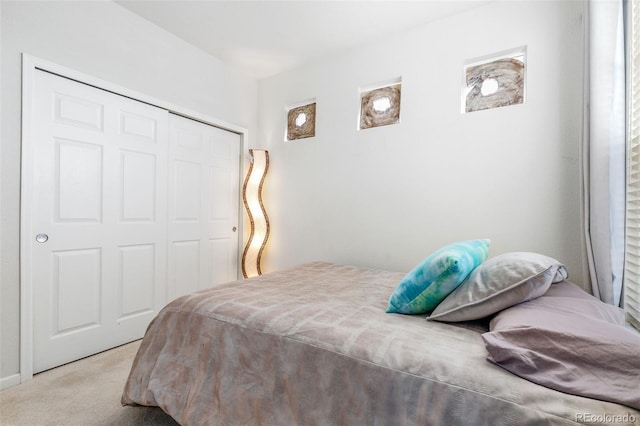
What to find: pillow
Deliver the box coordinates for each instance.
[482,282,640,409]
[386,239,490,314]
[428,252,567,322]
[489,280,626,328]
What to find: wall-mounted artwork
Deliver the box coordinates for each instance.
[359,80,401,130]
[463,47,526,113]
[287,102,316,141]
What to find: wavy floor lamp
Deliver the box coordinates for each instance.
[242,149,270,278]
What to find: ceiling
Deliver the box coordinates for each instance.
[115,0,493,79]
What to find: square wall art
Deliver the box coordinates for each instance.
[463,47,526,113]
[359,80,401,130]
[286,101,316,141]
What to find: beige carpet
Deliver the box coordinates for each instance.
[0,341,178,425]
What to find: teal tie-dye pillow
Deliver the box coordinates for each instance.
[386,239,490,315]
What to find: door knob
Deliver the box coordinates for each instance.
[35,233,49,243]
[232,227,237,232]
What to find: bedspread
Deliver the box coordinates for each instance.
[122,262,640,425]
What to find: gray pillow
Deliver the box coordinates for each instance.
[428,252,567,322]
[483,282,640,410]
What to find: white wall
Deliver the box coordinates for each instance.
[258,2,585,285]
[0,0,257,384]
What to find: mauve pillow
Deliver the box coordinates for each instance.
[483,282,640,410]
[428,252,567,322]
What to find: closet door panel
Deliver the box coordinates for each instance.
[167,114,240,301]
[30,70,168,373]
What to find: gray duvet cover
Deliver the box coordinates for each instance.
[122,262,640,425]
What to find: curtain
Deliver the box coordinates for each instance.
[627,0,640,330]
[582,0,626,306]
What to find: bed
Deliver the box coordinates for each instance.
[122,262,640,425]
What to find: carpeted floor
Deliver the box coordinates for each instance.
[0,341,178,425]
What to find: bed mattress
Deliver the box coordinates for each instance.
[122,262,640,425]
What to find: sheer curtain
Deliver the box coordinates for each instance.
[582,0,626,306]
[626,0,640,329]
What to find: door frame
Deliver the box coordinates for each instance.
[20,54,248,382]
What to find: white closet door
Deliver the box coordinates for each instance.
[167,114,240,301]
[30,70,169,373]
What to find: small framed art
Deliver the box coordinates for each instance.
[463,47,526,113]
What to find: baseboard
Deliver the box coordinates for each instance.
[0,373,21,390]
